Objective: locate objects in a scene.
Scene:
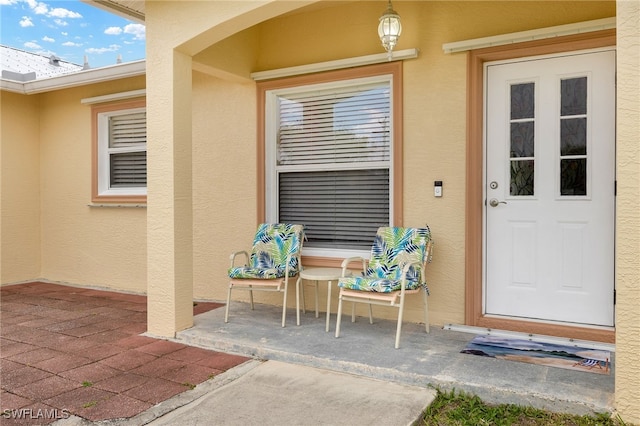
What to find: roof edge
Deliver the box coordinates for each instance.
[82,0,145,23]
[1,60,146,95]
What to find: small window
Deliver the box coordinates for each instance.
[92,100,146,202]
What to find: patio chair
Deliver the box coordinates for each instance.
[335,226,433,349]
[224,223,304,327]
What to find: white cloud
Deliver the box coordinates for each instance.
[124,23,145,40]
[24,41,42,49]
[48,7,81,19]
[53,19,67,26]
[62,41,82,47]
[23,0,82,19]
[104,26,122,36]
[29,0,48,15]
[0,0,19,5]
[85,44,120,54]
[19,16,33,27]
[42,35,54,42]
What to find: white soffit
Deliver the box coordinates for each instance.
[250,48,419,81]
[442,17,616,54]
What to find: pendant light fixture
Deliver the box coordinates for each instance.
[378,0,402,60]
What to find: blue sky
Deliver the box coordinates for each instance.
[0,0,145,68]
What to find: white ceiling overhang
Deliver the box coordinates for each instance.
[81,0,145,22]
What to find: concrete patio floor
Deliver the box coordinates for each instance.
[176,296,615,417]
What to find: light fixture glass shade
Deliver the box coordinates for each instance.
[378,1,402,58]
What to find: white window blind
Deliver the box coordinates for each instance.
[271,80,392,251]
[279,169,389,249]
[107,112,147,188]
[277,85,390,165]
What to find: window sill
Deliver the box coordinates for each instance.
[301,254,368,270]
[87,203,146,208]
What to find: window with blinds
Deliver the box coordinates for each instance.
[108,112,147,188]
[94,102,147,200]
[269,79,392,251]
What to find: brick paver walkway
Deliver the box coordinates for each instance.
[0,282,250,425]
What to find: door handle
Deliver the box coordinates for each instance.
[489,198,507,207]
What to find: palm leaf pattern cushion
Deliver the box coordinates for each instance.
[338,227,432,293]
[228,223,304,279]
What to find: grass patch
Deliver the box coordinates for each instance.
[82,381,93,387]
[420,388,625,426]
[82,401,97,409]
[182,382,196,390]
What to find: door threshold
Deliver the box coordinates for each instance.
[444,323,615,352]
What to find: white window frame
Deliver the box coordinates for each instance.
[95,105,147,199]
[264,75,395,259]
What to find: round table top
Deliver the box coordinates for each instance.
[299,267,349,281]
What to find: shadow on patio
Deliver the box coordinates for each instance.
[175,299,615,417]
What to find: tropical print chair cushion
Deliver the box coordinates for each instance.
[338,227,431,293]
[228,223,303,279]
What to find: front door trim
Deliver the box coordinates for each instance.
[465,28,616,343]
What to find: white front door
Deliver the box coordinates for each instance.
[485,49,615,327]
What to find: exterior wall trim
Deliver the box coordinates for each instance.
[444,17,615,54]
[251,48,418,81]
[82,89,146,105]
[465,29,616,343]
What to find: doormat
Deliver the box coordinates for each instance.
[461,335,611,375]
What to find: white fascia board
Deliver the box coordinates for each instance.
[0,79,25,94]
[1,60,146,95]
[442,17,616,54]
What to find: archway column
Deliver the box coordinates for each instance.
[614,0,640,423]
[146,48,194,337]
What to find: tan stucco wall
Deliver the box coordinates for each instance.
[1,92,41,283]
[1,77,148,292]
[187,1,616,327]
[38,78,147,293]
[614,0,640,422]
[191,72,257,299]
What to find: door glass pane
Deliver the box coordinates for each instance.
[561,77,587,116]
[511,83,535,120]
[560,118,587,155]
[560,159,586,195]
[510,160,534,196]
[510,122,534,157]
[510,82,535,196]
[560,77,588,196]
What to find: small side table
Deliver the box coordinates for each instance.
[296,267,348,332]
